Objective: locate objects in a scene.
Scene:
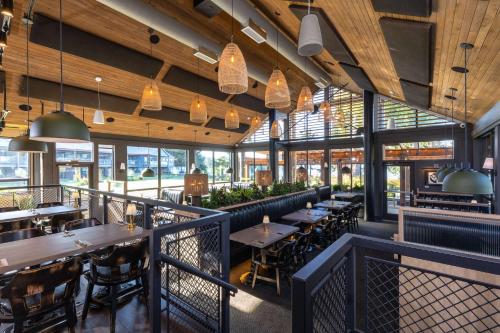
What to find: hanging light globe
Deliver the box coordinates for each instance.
[265,68,290,109]
[8,131,48,153]
[250,116,262,130]
[270,120,282,139]
[141,167,155,178]
[298,13,323,56]
[141,80,162,111]
[190,95,207,123]
[93,109,105,125]
[218,42,248,94]
[442,168,493,195]
[225,106,240,129]
[437,165,456,182]
[30,110,90,143]
[297,86,314,112]
[341,166,352,174]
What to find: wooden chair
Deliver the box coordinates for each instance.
[0,228,45,244]
[82,238,149,333]
[0,258,82,333]
[64,218,102,231]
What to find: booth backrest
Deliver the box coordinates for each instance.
[316,185,331,202]
[161,189,184,205]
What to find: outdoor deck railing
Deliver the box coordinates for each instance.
[292,234,500,333]
[0,184,236,333]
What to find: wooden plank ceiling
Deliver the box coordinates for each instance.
[1,0,315,145]
[253,0,500,122]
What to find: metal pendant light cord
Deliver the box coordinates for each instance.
[97,80,101,111]
[25,18,30,127]
[59,0,64,111]
[463,47,468,167]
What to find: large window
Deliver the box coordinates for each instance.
[328,87,364,138]
[127,146,158,197]
[195,150,232,185]
[0,138,29,187]
[383,140,454,161]
[290,150,325,186]
[160,148,187,188]
[98,144,114,191]
[331,148,365,191]
[55,142,93,163]
[237,150,269,183]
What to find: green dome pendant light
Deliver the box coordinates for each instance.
[8,17,47,153]
[30,0,90,143]
[141,123,155,178]
[436,88,458,182]
[225,135,234,174]
[442,43,493,195]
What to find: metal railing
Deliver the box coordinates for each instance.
[292,234,500,333]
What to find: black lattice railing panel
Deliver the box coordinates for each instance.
[366,257,500,333]
[0,187,61,209]
[152,207,195,227]
[311,257,348,333]
[161,223,222,332]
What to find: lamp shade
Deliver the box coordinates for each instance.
[341,166,352,174]
[483,157,494,170]
[262,215,270,224]
[225,167,233,174]
[437,165,456,182]
[442,169,493,195]
[30,111,90,143]
[8,133,48,153]
[320,101,331,120]
[93,109,105,124]
[190,95,208,123]
[1,0,13,17]
[141,167,155,178]
[296,166,308,182]
[270,120,282,139]
[255,169,272,186]
[265,69,291,109]
[72,191,80,199]
[141,81,162,111]
[218,42,248,94]
[298,13,323,56]
[225,106,240,129]
[184,173,209,196]
[125,203,137,216]
[250,116,262,130]
[297,86,314,113]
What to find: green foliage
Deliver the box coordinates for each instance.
[352,184,364,192]
[201,181,309,209]
[14,193,35,210]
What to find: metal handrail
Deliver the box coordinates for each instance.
[160,253,237,296]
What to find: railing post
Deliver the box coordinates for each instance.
[220,214,230,332]
[103,195,109,224]
[59,186,64,204]
[346,247,357,331]
[144,203,152,230]
[77,189,82,208]
[149,230,162,333]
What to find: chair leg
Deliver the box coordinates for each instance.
[110,285,118,333]
[13,319,24,333]
[82,281,94,320]
[66,300,78,329]
[141,274,150,314]
[251,264,259,289]
[275,268,280,296]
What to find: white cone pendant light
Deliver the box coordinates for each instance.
[297,86,314,112]
[30,0,90,143]
[270,120,282,139]
[298,1,323,56]
[225,105,239,129]
[265,69,290,109]
[218,42,248,94]
[190,95,207,123]
[93,76,104,124]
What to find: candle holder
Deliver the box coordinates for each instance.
[306,202,312,215]
[262,215,270,232]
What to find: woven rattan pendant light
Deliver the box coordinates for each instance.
[319,101,331,121]
[141,30,162,111]
[225,104,239,129]
[265,31,290,109]
[190,58,208,123]
[250,116,262,130]
[297,86,314,113]
[218,0,248,94]
[270,120,282,139]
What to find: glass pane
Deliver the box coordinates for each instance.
[290,151,307,182]
[0,138,29,187]
[214,151,231,183]
[98,144,114,191]
[56,142,93,163]
[58,166,89,187]
[383,140,454,161]
[254,151,269,172]
[127,146,158,192]
[308,150,324,186]
[239,151,255,183]
[278,150,285,182]
[160,148,187,188]
[195,150,214,183]
[331,148,365,191]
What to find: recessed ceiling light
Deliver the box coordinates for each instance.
[205,131,210,135]
[167,126,174,131]
[19,104,32,111]
[241,19,267,44]
[95,76,102,82]
[193,46,218,65]
[106,117,114,123]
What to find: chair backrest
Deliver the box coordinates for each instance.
[0,258,82,318]
[0,228,45,244]
[293,232,310,254]
[162,189,184,205]
[36,202,63,209]
[91,238,149,282]
[0,206,19,213]
[277,240,296,265]
[64,218,102,231]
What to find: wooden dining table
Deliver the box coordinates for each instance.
[314,200,351,211]
[0,206,86,224]
[0,223,149,274]
[281,209,330,225]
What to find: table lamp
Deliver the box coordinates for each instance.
[125,203,137,230]
[331,194,336,200]
[306,201,312,215]
[184,173,209,207]
[72,191,80,208]
[255,170,272,192]
[262,215,270,232]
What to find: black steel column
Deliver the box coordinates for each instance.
[363,91,375,221]
[495,125,500,213]
[269,109,277,181]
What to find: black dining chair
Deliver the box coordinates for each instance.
[0,258,82,333]
[291,232,311,269]
[36,202,63,209]
[0,228,45,244]
[82,238,149,333]
[64,218,102,231]
[0,207,19,213]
